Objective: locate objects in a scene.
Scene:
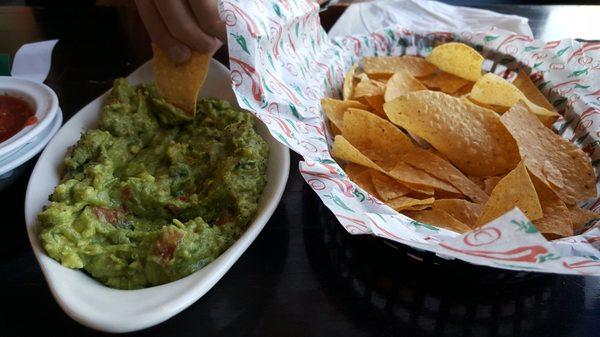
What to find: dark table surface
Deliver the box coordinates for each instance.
[1,2,600,337]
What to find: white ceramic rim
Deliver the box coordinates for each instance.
[0,76,58,157]
[0,107,62,176]
[24,59,289,333]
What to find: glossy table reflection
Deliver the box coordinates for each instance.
[1,3,599,337]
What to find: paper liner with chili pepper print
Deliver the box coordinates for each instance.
[219,0,600,275]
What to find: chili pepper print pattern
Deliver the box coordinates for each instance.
[219,1,600,275]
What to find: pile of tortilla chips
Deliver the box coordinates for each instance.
[322,42,599,239]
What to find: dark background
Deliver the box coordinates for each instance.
[1,1,599,337]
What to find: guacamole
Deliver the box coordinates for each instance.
[39,79,269,289]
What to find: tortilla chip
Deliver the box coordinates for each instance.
[368,73,393,81]
[531,175,573,239]
[432,199,482,228]
[388,161,461,194]
[363,55,438,77]
[342,108,415,164]
[501,103,596,205]
[513,68,555,112]
[476,161,543,227]
[346,169,380,199]
[419,71,471,94]
[343,63,358,100]
[403,184,435,196]
[405,209,471,233]
[321,98,369,131]
[483,176,503,195]
[332,135,384,172]
[569,206,600,231]
[453,82,475,97]
[426,42,483,82]
[470,73,559,127]
[463,96,510,114]
[343,163,368,179]
[468,175,486,190]
[383,91,520,177]
[353,76,385,99]
[371,171,411,201]
[401,147,488,204]
[404,204,433,211]
[152,44,210,115]
[384,69,427,102]
[363,95,387,118]
[387,196,435,212]
[329,122,342,136]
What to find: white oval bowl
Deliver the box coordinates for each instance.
[0,76,58,158]
[24,59,289,333]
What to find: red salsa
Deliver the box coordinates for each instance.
[0,95,36,143]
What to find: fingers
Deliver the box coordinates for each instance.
[135,0,191,63]
[188,0,227,42]
[154,0,220,55]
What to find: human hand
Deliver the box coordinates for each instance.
[135,0,226,63]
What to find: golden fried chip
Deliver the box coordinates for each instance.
[353,76,385,99]
[501,103,596,205]
[513,69,555,112]
[332,135,383,172]
[363,55,438,77]
[329,122,342,136]
[453,82,475,97]
[405,209,471,233]
[476,161,543,227]
[371,171,411,201]
[343,163,368,179]
[483,176,503,195]
[404,184,435,196]
[342,108,415,165]
[426,42,483,82]
[368,73,393,82]
[468,175,486,190]
[401,147,488,204]
[346,169,380,199]
[434,190,467,200]
[387,196,435,212]
[363,95,387,118]
[383,91,520,176]
[152,44,210,115]
[569,206,600,231]
[531,175,573,239]
[463,96,510,114]
[403,204,433,211]
[419,71,471,94]
[321,98,369,131]
[384,69,427,102]
[388,162,461,195]
[432,199,482,228]
[343,63,358,100]
[470,73,559,127]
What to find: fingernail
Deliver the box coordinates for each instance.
[168,45,191,63]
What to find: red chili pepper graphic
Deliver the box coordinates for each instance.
[439,244,548,263]
[497,34,534,51]
[568,42,600,63]
[222,2,259,38]
[230,57,263,102]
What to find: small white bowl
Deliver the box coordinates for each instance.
[24,59,289,333]
[0,76,58,158]
[0,107,62,190]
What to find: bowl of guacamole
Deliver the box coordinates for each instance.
[37,78,269,290]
